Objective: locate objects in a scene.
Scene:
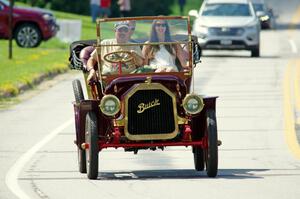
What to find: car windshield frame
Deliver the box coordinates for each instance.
[95,16,193,77]
[201,3,252,17]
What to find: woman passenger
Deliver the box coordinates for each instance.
[142,19,188,72]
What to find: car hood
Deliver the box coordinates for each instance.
[197,16,256,27]
[13,6,53,16]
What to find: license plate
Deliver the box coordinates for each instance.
[220,40,232,45]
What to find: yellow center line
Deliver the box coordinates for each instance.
[284,60,300,159]
[295,60,300,116]
[284,4,300,159]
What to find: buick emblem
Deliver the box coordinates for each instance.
[137,99,160,113]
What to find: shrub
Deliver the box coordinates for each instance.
[16,0,175,17]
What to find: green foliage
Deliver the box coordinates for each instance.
[16,0,90,15]
[17,0,49,7]
[109,0,176,17]
[171,0,203,16]
[130,0,175,16]
[16,0,176,17]
[51,0,90,15]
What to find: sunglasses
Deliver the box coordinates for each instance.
[155,23,167,27]
[117,27,129,32]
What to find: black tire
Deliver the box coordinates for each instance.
[251,46,260,57]
[204,110,218,177]
[271,20,277,30]
[77,147,86,173]
[193,146,204,171]
[72,79,84,103]
[198,47,202,58]
[85,112,99,179]
[14,23,42,48]
[72,79,86,173]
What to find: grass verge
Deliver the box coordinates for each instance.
[170,0,202,16]
[0,11,96,99]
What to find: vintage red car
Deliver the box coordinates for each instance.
[69,16,220,179]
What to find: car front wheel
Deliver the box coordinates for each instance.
[193,146,204,171]
[204,109,218,177]
[85,112,99,179]
[251,46,260,57]
[14,23,42,48]
[72,79,86,173]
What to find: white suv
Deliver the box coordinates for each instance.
[189,0,260,57]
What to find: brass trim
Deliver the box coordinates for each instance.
[177,116,188,125]
[96,16,187,23]
[116,113,187,127]
[83,73,93,99]
[184,71,192,76]
[145,76,152,84]
[98,41,190,47]
[96,20,100,44]
[115,118,125,126]
[99,95,121,116]
[124,83,179,140]
[182,94,204,115]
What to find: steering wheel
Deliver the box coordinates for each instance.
[103,50,135,64]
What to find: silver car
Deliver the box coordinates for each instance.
[189,0,261,57]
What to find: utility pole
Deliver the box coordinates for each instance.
[8,0,14,59]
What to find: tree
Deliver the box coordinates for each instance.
[130,0,175,16]
[16,0,175,17]
[51,0,90,15]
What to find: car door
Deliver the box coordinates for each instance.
[0,1,9,38]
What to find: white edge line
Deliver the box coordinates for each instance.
[5,118,73,199]
[289,39,298,54]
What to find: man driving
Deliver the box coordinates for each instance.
[86,21,143,82]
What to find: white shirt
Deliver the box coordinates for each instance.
[149,45,178,72]
[91,39,143,74]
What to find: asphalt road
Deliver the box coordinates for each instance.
[1,0,300,198]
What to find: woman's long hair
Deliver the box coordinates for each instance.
[147,20,176,59]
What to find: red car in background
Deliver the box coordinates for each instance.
[0,0,58,47]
